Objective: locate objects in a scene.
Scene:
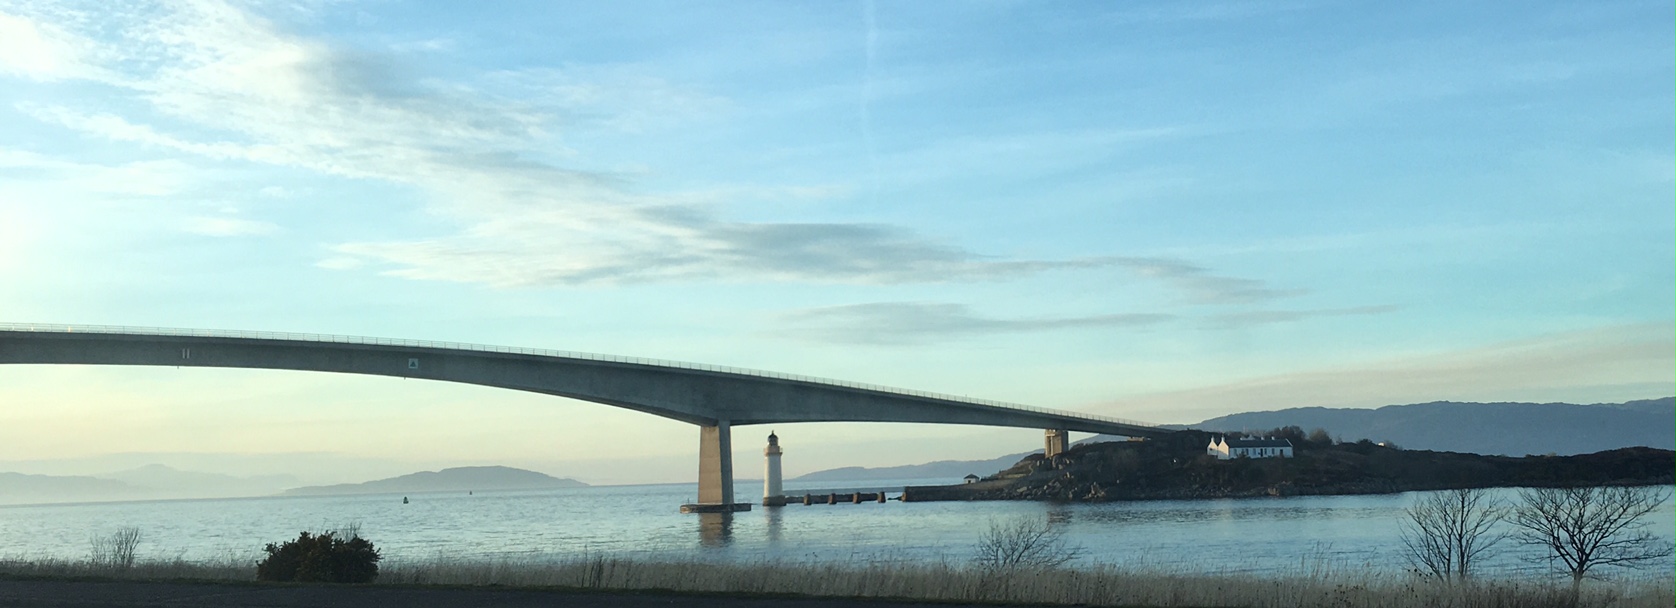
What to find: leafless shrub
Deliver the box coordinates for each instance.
[1399,488,1508,581]
[1512,485,1673,590]
[970,516,1080,572]
[88,527,142,570]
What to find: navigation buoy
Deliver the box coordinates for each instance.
[402,496,409,504]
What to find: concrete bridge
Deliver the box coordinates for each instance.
[0,324,1168,511]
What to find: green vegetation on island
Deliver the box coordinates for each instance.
[905,429,1674,502]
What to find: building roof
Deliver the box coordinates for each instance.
[1228,438,1293,448]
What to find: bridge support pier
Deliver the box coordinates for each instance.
[1045,428,1068,458]
[682,419,751,513]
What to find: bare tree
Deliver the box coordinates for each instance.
[1399,488,1507,581]
[971,516,1080,571]
[1511,486,1673,589]
[88,526,143,570]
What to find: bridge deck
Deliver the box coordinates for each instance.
[0,323,1162,436]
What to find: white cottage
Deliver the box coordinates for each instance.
[1207,436,1293,460]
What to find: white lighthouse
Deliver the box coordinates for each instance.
[763,431,785,506]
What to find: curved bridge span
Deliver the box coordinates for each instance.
[0,323,1166,510]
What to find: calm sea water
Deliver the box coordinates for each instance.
[3,480,1671,579]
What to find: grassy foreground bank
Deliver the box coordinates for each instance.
[0,556,1669,608]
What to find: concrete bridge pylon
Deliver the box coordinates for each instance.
[1045,428,1070,458]
[683,421,749,513]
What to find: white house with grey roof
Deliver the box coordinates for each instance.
[1207,436,1293,460]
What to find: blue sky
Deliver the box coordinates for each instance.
[0,0,1670,485]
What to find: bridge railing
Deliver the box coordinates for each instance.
[0,322,1159,431]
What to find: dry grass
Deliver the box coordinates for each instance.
[377,557,1673,608]
[0,554,1669,608]
[0,556,255,581]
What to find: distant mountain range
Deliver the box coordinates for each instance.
[1177,397,1673,456]
[0,464,298,505]
[99,464,298,496]
[0,464,583,505]
[0,472,144,505]
[790,453,1035,482]
[281,466,587,496]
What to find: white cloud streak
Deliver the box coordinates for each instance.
[5,0,1115,287]
[1205,305,1400,328]
[776,301,1174,345]
[1114,257,1305,305]
[773,299,1394,346]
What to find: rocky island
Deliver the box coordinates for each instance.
[903,430,1674,502]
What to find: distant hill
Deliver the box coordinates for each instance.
[282,466,586,496]
[1158,397,1673,456]
[791,452,1035,483]
[0,472,146,505]
[95,464,297,498]
[1598,398,1673,415]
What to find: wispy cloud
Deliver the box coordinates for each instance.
[774,299,1392,345]
[483,66,729,135]
[7,0,1118,287]
[777,301,1174,345]
[1205,305,1399,329]
[335,212,1116,286]
[1114,257,1304,305]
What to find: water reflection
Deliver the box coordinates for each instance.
[697,513,733,547]
[764,507,783,544]
[1045,503,1074,525]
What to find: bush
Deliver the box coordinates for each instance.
[256,531,380,583]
